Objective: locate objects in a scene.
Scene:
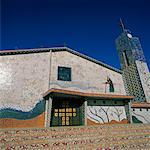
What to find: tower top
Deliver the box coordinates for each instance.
[119,18,125,32]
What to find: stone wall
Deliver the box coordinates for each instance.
[0,52,50,128]
[50,51,126,95]
[0,49,127,128]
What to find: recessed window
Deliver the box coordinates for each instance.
[58,66,71,81]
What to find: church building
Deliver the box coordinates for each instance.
[0,21,150,128]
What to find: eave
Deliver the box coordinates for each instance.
[43,88,134,100]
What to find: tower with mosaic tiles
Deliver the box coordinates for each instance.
[115,19,150,103]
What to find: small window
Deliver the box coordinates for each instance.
[58,66,71,81]
[140,108,142,111]
[147,108,149,111]
[133,108,135,111]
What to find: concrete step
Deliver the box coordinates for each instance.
[1,124,150,149]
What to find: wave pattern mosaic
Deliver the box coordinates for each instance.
[0,100,46,128]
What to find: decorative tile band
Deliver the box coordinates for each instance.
[0,100,46,120]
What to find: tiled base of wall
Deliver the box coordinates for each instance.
[1,124,150,149]
[0,113,45,128]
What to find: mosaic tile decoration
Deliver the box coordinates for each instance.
[1,124,150,149]
[0,100,46,128]
[0,100,45,119]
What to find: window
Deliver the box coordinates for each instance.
[58,66,71,81]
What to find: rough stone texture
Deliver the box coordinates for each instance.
[0,49,128,128]
[0,50,126,112]
[50,51,126,95]
[0,52,50,111]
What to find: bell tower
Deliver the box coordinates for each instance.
[115,19,150,102]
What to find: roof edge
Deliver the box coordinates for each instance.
[43,88,134,100]
[0,46,122,73]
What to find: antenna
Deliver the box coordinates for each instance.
[119,18,125,32]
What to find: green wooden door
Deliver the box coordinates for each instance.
[50,98,84,127]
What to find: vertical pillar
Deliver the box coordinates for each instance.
[129,100,133,123]
[44,99,49,127]
[125,100,132,123]
[45,97,53,127]
[84,99,87,126]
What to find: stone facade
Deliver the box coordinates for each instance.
[50,51,126,94]
[0,52,50,128]
[0,52,50,111]
[0,47,130,128]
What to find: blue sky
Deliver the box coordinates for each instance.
[1,0,150,69]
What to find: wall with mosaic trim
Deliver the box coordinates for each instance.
[0,52,50,128]
[0,49,127,128]
[86,100,128,125]
[131,108,150,124]
[50,51,126,95]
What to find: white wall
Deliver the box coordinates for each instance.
[131,108,150,124]
[87,106,127,123]
[0,53,50,111]
[50,51,126,95]
[136,60,150,103]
